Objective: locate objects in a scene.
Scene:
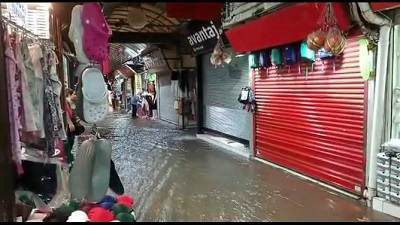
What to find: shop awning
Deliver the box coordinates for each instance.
[225,3,351,54]
[166,3,222,21]
[114,64,136,79]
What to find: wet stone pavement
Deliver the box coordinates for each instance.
[78,112,399,222]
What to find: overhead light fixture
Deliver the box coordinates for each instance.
[235,53,245,58]
[127,7,148,29]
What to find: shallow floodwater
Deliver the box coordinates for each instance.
[77,113,398,222]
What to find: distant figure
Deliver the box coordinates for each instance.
[66,89,77,110]
[131,94,140,119]
[126,95,132,112]
[140,96,150,119]
[140,88,148,97]
[111,90,118,110]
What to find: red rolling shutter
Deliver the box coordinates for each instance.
[253,35,366,195]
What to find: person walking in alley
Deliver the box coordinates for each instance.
[131,94,140,118]
[126,95,132,112]
[66,89,77,110]
[111,89,118,110]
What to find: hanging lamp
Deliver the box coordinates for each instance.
[127,7,148,29]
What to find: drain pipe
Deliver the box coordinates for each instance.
[350,3,379,44]
[366,25,391,206]
[356,2,392,205]
[357,3,391,26]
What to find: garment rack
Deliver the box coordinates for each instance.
[1,16,78,60]
[1,15,56,50]
[1,16,40,39]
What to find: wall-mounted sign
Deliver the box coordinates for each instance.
[146,73,156,82]
[143,49,169,73]
[134,74,142,94]
[182,21,228,55]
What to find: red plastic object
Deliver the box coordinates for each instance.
[116,195,134,209]
[88,207,115,222]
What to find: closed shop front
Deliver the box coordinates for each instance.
[158,71,178,124]
[182,20,252,141]
[253,35,366,195]
[202,48,251,141]
[225,3,367,195]
[143,48,178,124]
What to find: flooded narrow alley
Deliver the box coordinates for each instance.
[81,113,398,222]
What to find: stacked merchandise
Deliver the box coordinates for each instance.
[377,140,400,205]
[23,195,136,222]
[15,123,128,222]
[12,2,126,221]
[1,15,72,219]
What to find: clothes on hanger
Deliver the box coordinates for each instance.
[4,24,24,175]
[15,33,36,133]
[1,17,74,207]
[28,42,46,138]
[2,20,67,174]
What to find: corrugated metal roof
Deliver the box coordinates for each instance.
[109,43,147,70]
[52,3,185,71]
[102,3,184,70]
[105,3,183,70]
[109,43,147,69]
[107,3,182,33]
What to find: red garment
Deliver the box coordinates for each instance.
[102,58,110,74]
[65,102,73,119]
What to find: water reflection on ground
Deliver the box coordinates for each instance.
[77,113,398,222]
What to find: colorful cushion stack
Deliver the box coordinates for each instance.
[43,195,136,222]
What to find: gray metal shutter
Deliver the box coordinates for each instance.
[202,47,251,140]
[158,72,178,124]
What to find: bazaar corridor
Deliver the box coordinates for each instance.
[79,113,398,222]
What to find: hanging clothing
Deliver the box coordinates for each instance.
[14,33,37,132]
[4,28,23,174]
[40,45,62,156]
[28,43,46,138]
[64,102,75,170]
[21,40,43,133]
[48,50,67,140]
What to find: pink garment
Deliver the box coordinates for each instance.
[4,29,23,175]
[81,3,112,62]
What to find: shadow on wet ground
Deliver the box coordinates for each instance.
[80,113,399,222]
